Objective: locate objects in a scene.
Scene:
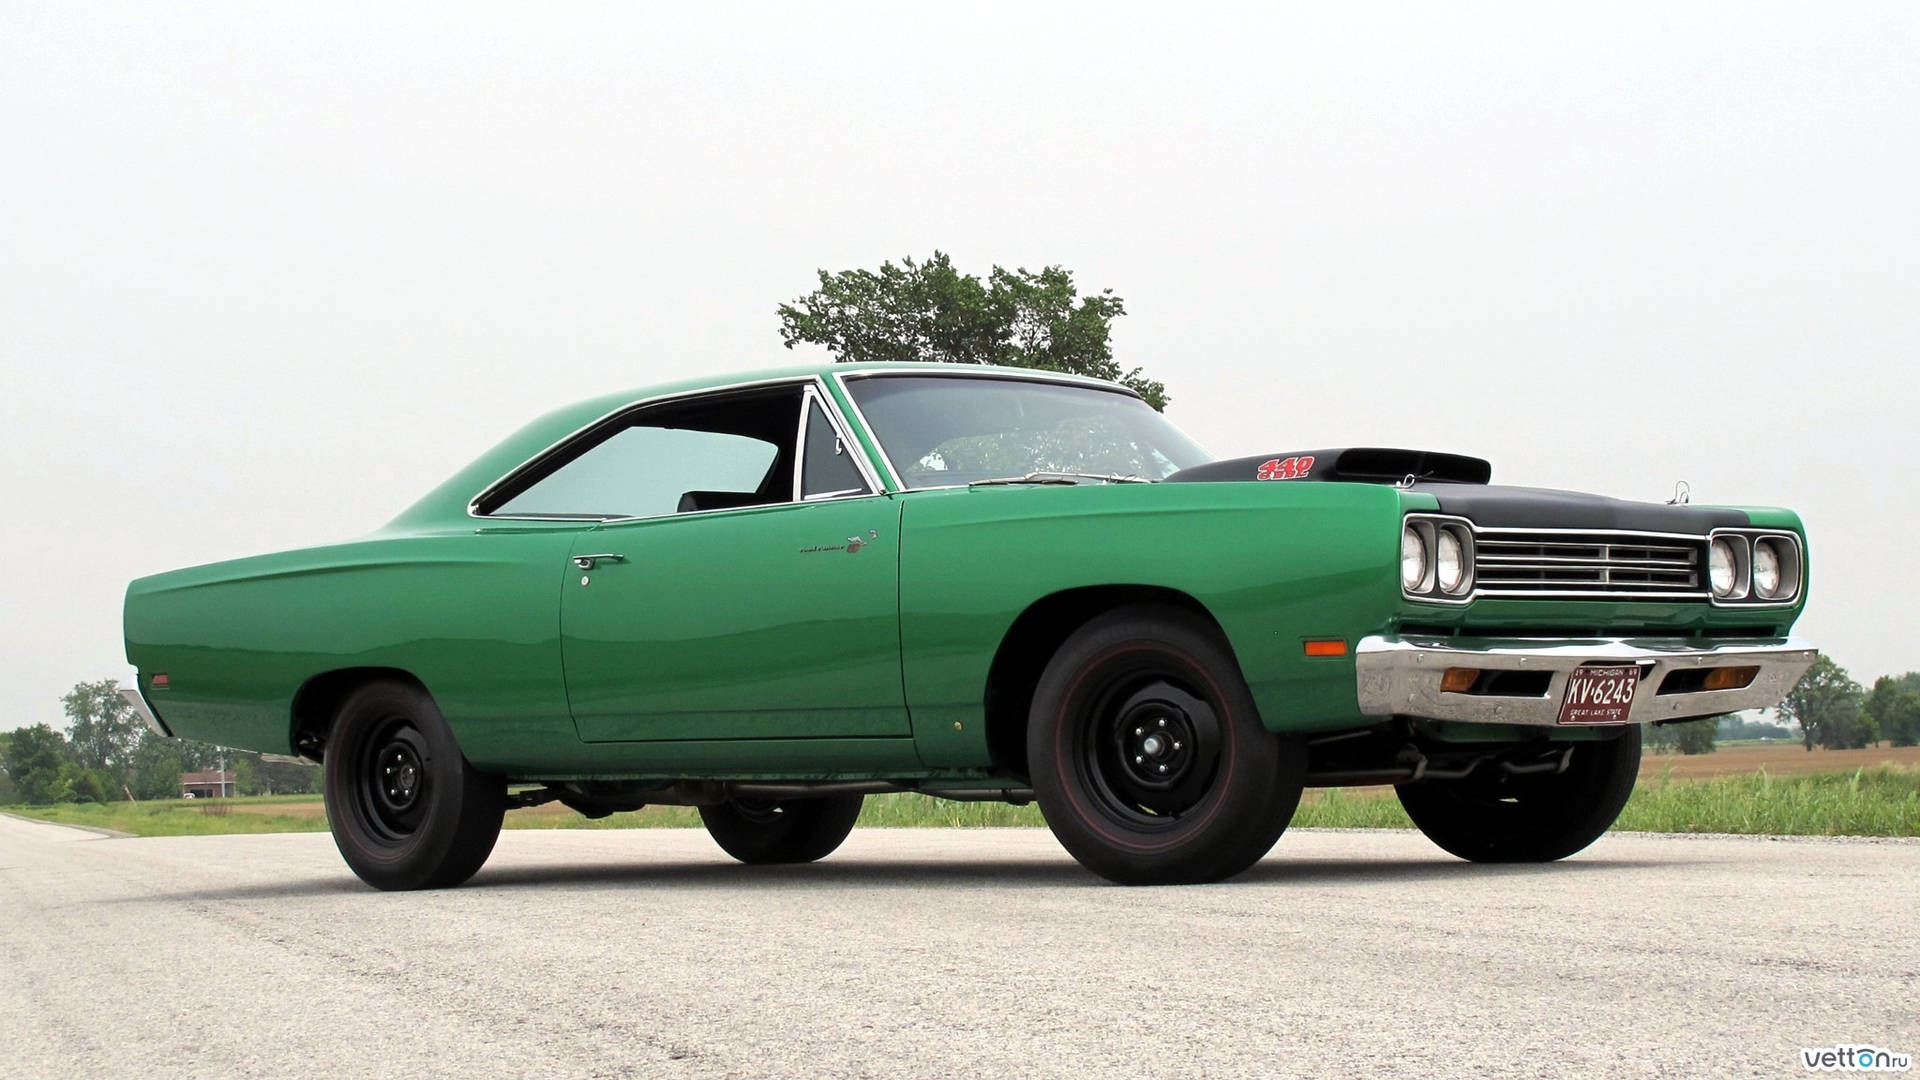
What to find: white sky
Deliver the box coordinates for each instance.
[2,2,1915,729]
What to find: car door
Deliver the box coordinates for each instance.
[504,381,907,742]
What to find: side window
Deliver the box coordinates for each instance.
[800,397,870,500]
[486,387,801,519]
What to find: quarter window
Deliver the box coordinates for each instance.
[800,397,870,500]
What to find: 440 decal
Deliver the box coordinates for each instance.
[1256,456,1315,480]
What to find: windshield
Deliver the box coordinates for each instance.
[844,375,1212,488]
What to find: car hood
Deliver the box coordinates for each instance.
[1164,447,1747,532]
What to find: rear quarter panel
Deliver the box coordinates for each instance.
[123,528,577,768]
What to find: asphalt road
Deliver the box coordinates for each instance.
[3,814,1915,1080]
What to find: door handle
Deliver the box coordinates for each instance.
[572,553,626,571]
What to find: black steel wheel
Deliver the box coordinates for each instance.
[698,794,864,865]
[1395,727,1641,863]
[322,680,505,890]
[1027,605,1305,885]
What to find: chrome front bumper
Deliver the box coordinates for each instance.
[1354,635,1817,727]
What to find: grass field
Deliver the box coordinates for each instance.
[11,756,1916,839]
[1639,741,1920,780]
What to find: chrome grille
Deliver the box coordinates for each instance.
[1473,531,1706,598]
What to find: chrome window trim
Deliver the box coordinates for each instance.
[794,384,880,503]
[829,371,903,492]
[830,368,1159,494]
[468,374,887,525]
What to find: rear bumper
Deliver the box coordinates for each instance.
[1354,635,1816,728]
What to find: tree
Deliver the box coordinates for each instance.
[1866,676,1920,748]
[777,251,1168,409]
[5,724,77,805]
[130,735,187,800]
[1674,717,1719,755]
[63,679,143,780]
[1777,655,1869,750]
[0,731,15,803]
[234,755,260,797]
[1643,716,1719,755]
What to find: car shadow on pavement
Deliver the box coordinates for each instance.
[461,853,1681,892]
[96,854,1689,903]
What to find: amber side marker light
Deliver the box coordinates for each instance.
[1302,640,1348,658]
[1702,666,1760,692]
[1439,667,1480,693]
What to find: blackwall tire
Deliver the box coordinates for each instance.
[322,680,505,890]
[1395,726,1641,863]
[1026,606,1305,885]
[698,794,864,865]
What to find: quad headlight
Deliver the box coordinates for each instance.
[1706,530,1803,604]
[1400,526,1429,592]
[1436,530,1467,593]
[1752,541,1781,597]
[1709,538,1739,598]
[1401,516,1474,601]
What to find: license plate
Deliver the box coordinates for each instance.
[1557,665,1640,725]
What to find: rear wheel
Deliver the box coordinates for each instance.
[699,794,864,864]
[1395,727,1641,862]
[1027,606,1305,885]
[322,681,505,890]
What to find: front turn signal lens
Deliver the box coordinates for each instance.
[1439,667,1480,693]
[1303,639,1348,658]
[1702,666,1760,691]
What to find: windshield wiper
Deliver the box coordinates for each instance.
[968,472,1154,487]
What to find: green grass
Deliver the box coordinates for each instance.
[1616,766,1920,837]
[9,767,1916,839]
[1294,788,1414,829]
[3,797,329,837]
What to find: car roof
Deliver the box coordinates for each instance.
[380,361,1134,533]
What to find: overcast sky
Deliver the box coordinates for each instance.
[2,2,1915,731]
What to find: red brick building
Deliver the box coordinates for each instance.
[179,770,234,799]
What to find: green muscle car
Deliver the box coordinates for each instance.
[121,363,1815,889]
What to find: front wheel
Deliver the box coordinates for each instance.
[1395,727,1641,862]
[699,794,864,865]
[322,680,505,890]
[1027,606,1306,885]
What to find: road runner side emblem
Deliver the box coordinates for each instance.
[800,529,880,555]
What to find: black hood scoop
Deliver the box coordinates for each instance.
[1165,447,1493,486]
[1163,447,1749,532]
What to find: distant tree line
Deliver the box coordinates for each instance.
[4,654,1912,805]
[1779,657,1920,751]
[0,678,320,807]
[1641,657,1920,758]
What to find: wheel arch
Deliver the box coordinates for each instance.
[982,585,1236,779]
[290,667,434,763]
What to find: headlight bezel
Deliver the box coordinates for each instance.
[1706,529,1804,606]
[1401,515,1475,603]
